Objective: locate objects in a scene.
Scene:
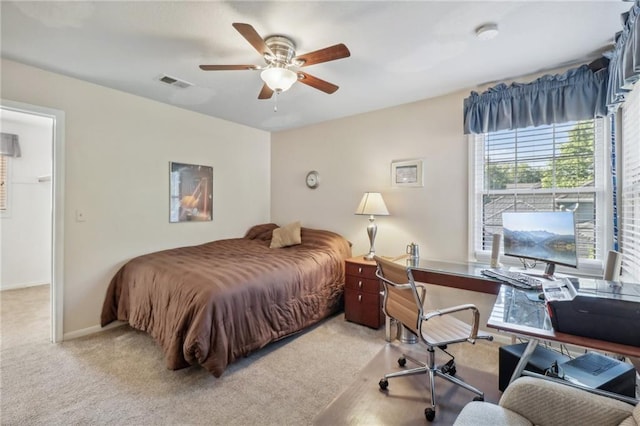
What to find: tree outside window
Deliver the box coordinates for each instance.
[477,119,602,263]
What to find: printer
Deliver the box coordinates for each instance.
[543,277,640,346]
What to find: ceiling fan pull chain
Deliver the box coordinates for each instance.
[273,91,279,112]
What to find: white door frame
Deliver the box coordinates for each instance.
[1,99,65,343]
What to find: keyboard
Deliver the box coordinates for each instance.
[481,269,543,290]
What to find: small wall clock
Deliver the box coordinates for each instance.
[305,170,320,189]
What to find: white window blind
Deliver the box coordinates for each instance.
[620,83,640,280]
[472,119,605,268]
[0,156,7,211]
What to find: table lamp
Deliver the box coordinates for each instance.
[355,192,390,260]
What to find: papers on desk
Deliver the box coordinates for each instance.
[542,278,576,302]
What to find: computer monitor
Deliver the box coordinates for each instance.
[502,211,578,278]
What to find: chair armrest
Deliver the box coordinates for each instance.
[385,282,413,290]
[423,304,480,340]
[414,283,427,304]
[424,303,478,318]
[375,270,412,290]
[500,377,635,426]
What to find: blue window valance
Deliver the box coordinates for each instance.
[607,0,640,111]
[463,65,608,135]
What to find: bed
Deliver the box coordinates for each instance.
[100,223,352,377]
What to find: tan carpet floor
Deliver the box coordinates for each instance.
[0,285,501,425]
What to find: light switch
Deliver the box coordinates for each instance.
[75,210,86,222]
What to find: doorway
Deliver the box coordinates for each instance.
[0,101,65,343]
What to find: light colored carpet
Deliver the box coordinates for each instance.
[0,285,501,425]
[0,285,387,425]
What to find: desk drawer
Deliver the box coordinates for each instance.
[345,276,380,294]
[344,289,383,328]
[345,262,378,280]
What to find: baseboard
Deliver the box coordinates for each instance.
[1,281,49,291]
[62,321,125,341]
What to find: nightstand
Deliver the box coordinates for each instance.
[344,256,384,328]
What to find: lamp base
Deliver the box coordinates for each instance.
[364,216,378,262]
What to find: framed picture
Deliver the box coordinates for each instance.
[169,162,213,223]
[391,159,424,187]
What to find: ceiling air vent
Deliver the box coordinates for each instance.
[157,74,192,89]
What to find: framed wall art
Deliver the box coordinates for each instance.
[391,159,424,187]
[169,162,213,223]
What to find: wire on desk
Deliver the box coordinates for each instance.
[519,258,538,270]
[544,360,565,379]
[516,338,576,361]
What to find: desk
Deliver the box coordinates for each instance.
[488,284,640,396]
[388,258,639,400]
[383,258,501,341]
[404,258,501,295]
[380,258,498,341]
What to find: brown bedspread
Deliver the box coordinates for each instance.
[101,226,352,377]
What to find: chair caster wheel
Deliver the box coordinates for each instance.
[441,359,456,376]
[441,365,456,376]
[398,357,406,367]
[379,378,389,390]
[425,407,435,421]
[473,396,484,402]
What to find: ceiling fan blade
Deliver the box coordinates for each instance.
[199,65,257,71]
[258,84,274,99]
[295,44,350,67]
[232,23,273,57]
[297,71,339,94]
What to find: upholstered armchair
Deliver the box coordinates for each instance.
[454,376,639,426]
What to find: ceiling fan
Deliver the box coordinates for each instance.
[199,23,350,99]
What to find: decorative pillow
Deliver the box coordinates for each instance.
[244,223,279,240]
[270,221,302,248]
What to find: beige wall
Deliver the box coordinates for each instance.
[272,91,472,261]
[1,59,271,336]
[271,91,499,327]
[3,57,534,337]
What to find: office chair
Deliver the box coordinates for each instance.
[374,256,494,422]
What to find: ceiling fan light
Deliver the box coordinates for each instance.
[261,67,298,92]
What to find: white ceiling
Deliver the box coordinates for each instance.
[0,1,631,132]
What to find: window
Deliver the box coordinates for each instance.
[472,119,607,272]
[619,83,640,280]
[0,155,7,212]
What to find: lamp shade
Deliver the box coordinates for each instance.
[355,192,389,216]
[260,67,298,92]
